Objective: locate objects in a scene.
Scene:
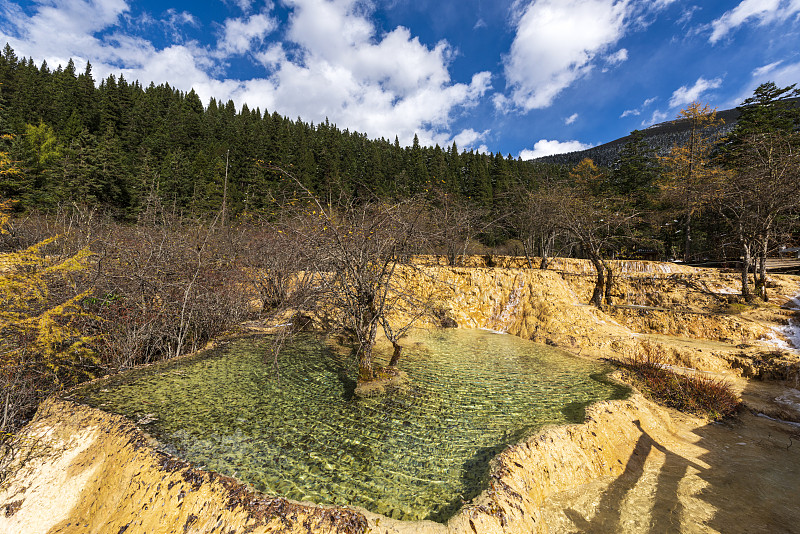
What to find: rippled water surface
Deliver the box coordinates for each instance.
[72,329,628,522]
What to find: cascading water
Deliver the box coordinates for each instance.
[490,276,526,332]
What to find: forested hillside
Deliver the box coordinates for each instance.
[537,108,742,167]
[0,44,552,220]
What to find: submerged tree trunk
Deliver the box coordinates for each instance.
[356,312,379,382]
[388,341,403,367]
[358,344,374,381]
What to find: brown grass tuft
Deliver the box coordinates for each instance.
[613,343,741,420]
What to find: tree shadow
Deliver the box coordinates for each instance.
[321,354,358,400]
[693,379,800,533]
[425,441,511,523]
[564,420,702,533]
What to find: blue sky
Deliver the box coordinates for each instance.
[1,0,799,158]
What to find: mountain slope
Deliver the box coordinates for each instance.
[534,107,743,167]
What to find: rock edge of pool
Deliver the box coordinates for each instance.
[0,387,677,534]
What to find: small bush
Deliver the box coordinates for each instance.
[613,344,740,420]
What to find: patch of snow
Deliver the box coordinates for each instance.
[776,388,800,412]
[783,295,800,311]
[762,290,800,352]
[762,328,794,351]
[715,286,738,295]
[784,319,800,351]
[756,413,800,428]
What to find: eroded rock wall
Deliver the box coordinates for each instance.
[445,394,676,534]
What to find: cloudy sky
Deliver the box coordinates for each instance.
[1,0,799,158]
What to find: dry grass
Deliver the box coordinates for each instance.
[612,343,741,420]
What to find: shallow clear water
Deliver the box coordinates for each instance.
[71,329,628,522]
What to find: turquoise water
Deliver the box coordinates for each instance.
[71,329,628,522]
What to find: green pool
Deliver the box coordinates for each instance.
[70,328,628,522]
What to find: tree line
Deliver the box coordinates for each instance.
[0,44,545,226]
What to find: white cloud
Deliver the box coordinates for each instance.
[642,109,668,126]
[233,0,255,13]
[677,5,700,26]
[216,12,277,56]
[565,113,579,125]
[709,0,800,44]
[620,95,656,118]
[453,128,490,150]
[668,76,723,108]
[499,0,672,112]
[728,60,800,107]
[0,0,492,147]
[761,60,800,89]
[0,0,129,70]
[605,48,628,65]
[240,0,492,145]
[500,0,629,111]
[751,60,783,77]
[519,139,593,160]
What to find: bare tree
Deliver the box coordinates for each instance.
[271,168,438,384]
[551,159,638,307]
[719,131,800,301]
[508,183,563,269]
[90,202,250,369]
[425,189,491,266]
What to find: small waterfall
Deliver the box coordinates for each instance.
[491,277,526,333]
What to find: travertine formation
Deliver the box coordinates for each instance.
[2,259,799,534]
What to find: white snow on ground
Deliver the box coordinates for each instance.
[757,413,800,428]
[783,319,800,352]
[715,286,739,295]
[763,328,795,351]
[784,295,800,311]
[776,388,800,412]
[762,293,800,353]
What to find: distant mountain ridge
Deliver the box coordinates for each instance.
[533,107,744,167]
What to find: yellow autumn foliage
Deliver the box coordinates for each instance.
[1,201,98,395]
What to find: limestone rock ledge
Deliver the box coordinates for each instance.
[1,392,680,534]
